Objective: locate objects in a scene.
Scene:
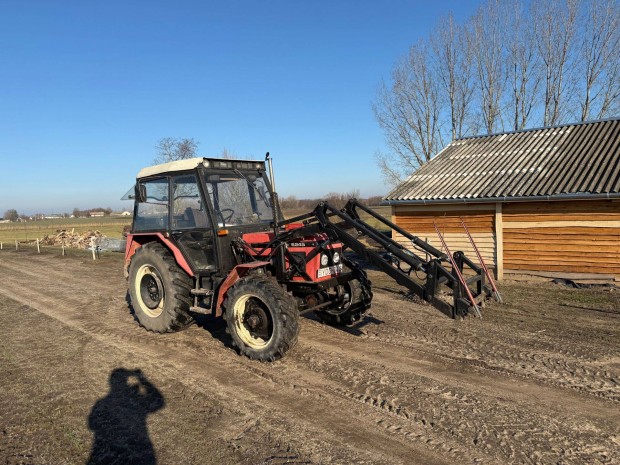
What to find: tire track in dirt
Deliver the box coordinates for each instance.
[360,322,620,402]
[286,335,619,465]
[0,255,515,463]
[0,276,476,463]
[360,293,620,402]
[1,253,618,464]
[0,256,456,464]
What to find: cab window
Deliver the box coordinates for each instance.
[134,178,169,231]
[171,174,210,229]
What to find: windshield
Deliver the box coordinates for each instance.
[206,172,274,227]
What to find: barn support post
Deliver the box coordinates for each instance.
[495,202,504,280]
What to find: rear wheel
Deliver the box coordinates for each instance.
[317,278,373,326]
[128,242,195,333]
[224,275,299,361]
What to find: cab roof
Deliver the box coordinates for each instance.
[136,157,265,179]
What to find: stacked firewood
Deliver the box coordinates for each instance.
[40,229,106,249]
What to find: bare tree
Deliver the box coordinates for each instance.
[578,0,620,120]
[373,42,444,185]
[431,13,476,139]
[505,0,542,130]
[3,209,18,222]
[374,0,620,183]
[534,0,578,126]
[279,195,299,210]
[470,0,506,133]
[154,137,199,164]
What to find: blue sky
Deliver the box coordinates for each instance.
[0,0,481,214]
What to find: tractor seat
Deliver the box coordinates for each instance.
[184,208,210,228]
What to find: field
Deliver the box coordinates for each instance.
[0,206,392,244]
[0,217,130,242]
[0,248,618,464]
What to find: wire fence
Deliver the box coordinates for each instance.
[0,237,126,259]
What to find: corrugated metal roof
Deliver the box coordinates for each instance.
[385,118,620,203]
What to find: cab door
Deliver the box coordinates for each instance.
[170,173,216,272]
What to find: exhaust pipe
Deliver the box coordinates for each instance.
[265,152,276,192]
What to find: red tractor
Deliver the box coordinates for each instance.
[125,155,497,361]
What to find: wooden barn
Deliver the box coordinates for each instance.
[384,118,620,281]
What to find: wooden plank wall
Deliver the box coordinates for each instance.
[392,205,497,269]
[503,200,620,276]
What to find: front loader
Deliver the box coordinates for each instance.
[124,156,499,361]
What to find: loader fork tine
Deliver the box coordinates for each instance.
[459,217,503,303]
[433,221,482,319]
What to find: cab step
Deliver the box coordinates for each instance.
[190,306,211,314]
[191,288,213,296]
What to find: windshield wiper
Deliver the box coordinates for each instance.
[233,169,271,206]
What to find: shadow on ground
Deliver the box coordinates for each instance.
[87,368,164,465]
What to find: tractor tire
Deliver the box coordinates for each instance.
[317,278,373,326]
[128,242,195,333]
[223,275,299,361]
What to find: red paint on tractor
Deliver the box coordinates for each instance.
[214,261,270,317]
[241,231,343,283]
[125,233,194,277]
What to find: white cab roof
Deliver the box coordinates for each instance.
[136,157,263,179]
[137,157,204,179]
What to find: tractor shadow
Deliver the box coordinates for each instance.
[195,311,384,343]
[302,313,385,336]
[126,292,383,344]
[193,313,236,349]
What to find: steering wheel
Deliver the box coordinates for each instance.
[218,208,235,224]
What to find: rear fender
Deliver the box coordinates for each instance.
[124,233,194,278]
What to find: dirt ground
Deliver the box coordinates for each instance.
[0,249,618,465]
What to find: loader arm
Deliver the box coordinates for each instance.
[277,199,494,319]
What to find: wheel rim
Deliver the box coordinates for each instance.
[325,283,353,316]
[232,294,274,349]
[135,264,165,318]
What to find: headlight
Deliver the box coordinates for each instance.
[320,254,329,267]
[332,251,340,264]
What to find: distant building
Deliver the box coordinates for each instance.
[120,211,132,216]
[89,211,105,217]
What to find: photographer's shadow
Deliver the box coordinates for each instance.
[87,368,164,465]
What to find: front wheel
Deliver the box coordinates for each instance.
[317,278,373,326]
[223,275,299,361]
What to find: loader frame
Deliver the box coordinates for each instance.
[269,199,493,318]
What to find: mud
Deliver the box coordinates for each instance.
[0,249,618,464]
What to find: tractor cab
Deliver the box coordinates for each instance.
[124,156,371,361]
[125,157,280,276]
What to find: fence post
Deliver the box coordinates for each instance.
[62,243,66,256]
[36,238,40,253]
[15,240,19,250]
[91,237,96,260]
[0,241,3,250]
